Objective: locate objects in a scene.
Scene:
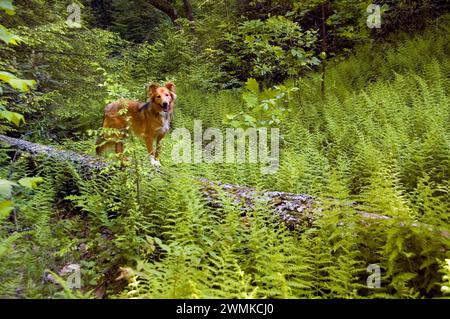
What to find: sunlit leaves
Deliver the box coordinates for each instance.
[0,177,43,199]
[291,48,304,59]
[0,180,18,198]
[0,71,36,92]
[0,200,14,219]
[442,259,450,295]
[0,0,15,15]
[0,176,44,228]
[225,78,298,128]
[18,177,44,189]
[221,15,319,83]
[245,78,259,94]
[0,109,25,126]
[242,92,258,109]
[0,24,20,44]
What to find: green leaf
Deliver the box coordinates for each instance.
[0,200,14,219]
[245,78,259,94]
[0,24,20,45]
[381,4,389,14]
[8,79,36,91]
[242,92,258,109]
[0,233,21,259]
[309,57,321,66]
[0,71,36,92]
[18,177,44,189]
[243,114,256,127]
[225,114,236,120]
[291,48,304,59]
[153,237,170,252]
[244,35,255,44]
[0,179,18,198]
[0,110,25,126]
[230,120,241,128]
[0,0,15,15]
[393,272,417,284]
[0,71,15,83]
[273,46,284,58]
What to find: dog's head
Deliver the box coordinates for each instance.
[147,81,176,113]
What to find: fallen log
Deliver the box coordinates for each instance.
[198,178,320,228]
[0,134,108,172]
[1,134,448,236]
[0,134,323,228]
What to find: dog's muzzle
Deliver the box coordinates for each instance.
[162,102,169,111]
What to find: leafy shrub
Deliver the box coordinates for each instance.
[217,16,319,85]
[224,78,299,128]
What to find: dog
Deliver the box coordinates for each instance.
[95,81,176,166]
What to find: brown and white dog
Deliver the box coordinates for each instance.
[95,81,176,166]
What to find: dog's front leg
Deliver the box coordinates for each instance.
[155,135,164,160]
[115,142,124,155]
[144,136,160,166]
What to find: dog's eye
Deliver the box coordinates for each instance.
[157,95,161,98]
[166,94,170,97]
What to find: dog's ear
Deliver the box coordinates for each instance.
[165,81,176,93]
[147,83,159,97]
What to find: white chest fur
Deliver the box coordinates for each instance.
[157,112,170,135]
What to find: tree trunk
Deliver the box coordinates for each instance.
[148,0,179,26]
[182,0,194,22]
[182,0,195,31]
[320,2,328,96]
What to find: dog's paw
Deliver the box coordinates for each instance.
[149,156,161,167]
[153,160,161,167]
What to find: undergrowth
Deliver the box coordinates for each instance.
[1,18,449,299]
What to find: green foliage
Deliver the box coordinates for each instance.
[371,0,450,37]
[442,259,450,295]
[0,24,19,45]
[0,71,34,91]
[0,0,15,15]
[218,16,319,84]
[89,0,166,43]
[294,0,371,44]
[225,78,299,128]
[0,1,449,300]
[0,0,35,131]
